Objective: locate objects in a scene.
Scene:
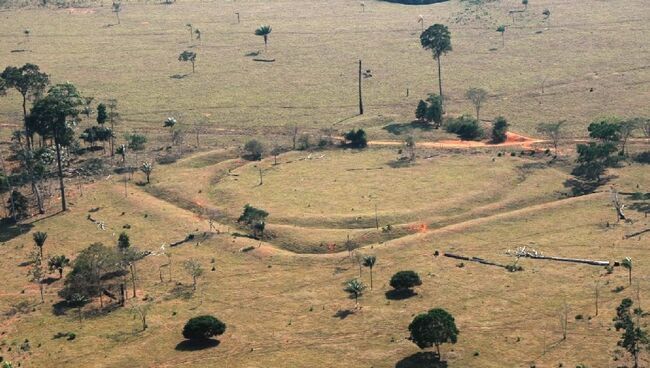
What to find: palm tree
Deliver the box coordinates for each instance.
[344,278,366,309]
[141,162,153,184]
[33,231,47,259]
[622,257,633,285]
[420,24,452,104]
[362,255,376,289]
[112,1,121,25]
[178,51,197,73]
[48,255,70,278]
[497,25,506,47]
[254,25,272,52]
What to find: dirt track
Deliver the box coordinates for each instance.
[368,132,544,149]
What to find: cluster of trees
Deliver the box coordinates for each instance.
[237,204,269,239]
[415,94,443,128]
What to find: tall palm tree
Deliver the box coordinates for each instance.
[344,279,366,309]
[254,25,272,52]
[420,24,452,104]
[362,255,376,289]
[33,231,47,259]
[622,257,633,285]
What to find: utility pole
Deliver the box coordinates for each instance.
[358,59,364,115]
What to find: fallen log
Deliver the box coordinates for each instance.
[625,228,650,239]
[507,246,610,266]
[444,253,509,269]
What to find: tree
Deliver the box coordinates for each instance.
[130,299,152,331]
[420,24,452,104]
[238,204,269,238]
[182,315,226,340]
[636,117,650,138]
[613,298,649,368]
[588,119,621,143]
[183,259,203,291]
[186,23,193,41]
[497,25,506,47]
[32,231,47,259]
[244,139,264,160]
[445,116,483,141]
[622,257,633,286]
[254,25,272,52]
[491,116,509,143]
[108,99,119,155]
[425,94,443,128]
[1,63,50,148]
[112,1,121,24]
[572,142,618,182]
[178,51,197,73]
[27,251,45,303]
[522,0,528,10]
[11,141,47,214]
[126,133,146,151]
[344,278,366,308]
[29,83,84,211]
[48,255,70,278]
[465,87,488,122]
[66,293,89,325]
[415,100,427,122]
[117,231,130,251]
[408,308,459,357]
[343,129,368,148]
[116,144,127,164]
[389,270,422,294]
[536,121,565,153]
[362,255,376,290]
[96,103,107,125]
[404,136,416,161]
[6,190,28,220]
[619,119,637,156]
[140,161,153,184]
[543,8,551,20]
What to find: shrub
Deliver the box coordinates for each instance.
[182,315,226,340]
[343,129,368,149]
[444,115,483,141]
[243,139,264,160]
[389,270,422,291]
[634,151,650,164]
[491,116,509,143]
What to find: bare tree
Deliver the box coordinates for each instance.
[465,88,488,122]
[130,299,152,331]
[536,121,565,153]
[559,301,568,340]
[184,259,203,291]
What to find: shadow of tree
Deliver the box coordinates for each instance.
[333,309,355,320]
[383,120,433,136]
[0,221,33,242]
[385,289,417,300]
[395,352,447,368]
[175,339,220,351]
[170,73,190,79]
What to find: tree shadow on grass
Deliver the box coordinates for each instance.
[170,73,190,79]
[333,309,355,320]
[175,339,220,351]
[385,289,417,300]
[0,221,33,242]
[395,352,447,368]
[383,120,433,136]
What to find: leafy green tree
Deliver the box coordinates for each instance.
[420,24,452,103]
[32,231,47,259]
[522,0,528,10]
[183,259,203,291]
[244,139,264,160]
[48,254,70,278]
[27,251,45,303]
[390,270,422,294]
[178,51,197,73]
[126,133,147,151]
[117,231,130,251]
[622,257,633,286]
[536,121,565,152]
[445,116,483,141]
[0,63,50,148]
[238,204,268,238]
[572,142,618,181]
[491,116,509,143]
[588,119,621,143]
[96,103,107,125]
[497,25,506,46]
[613,298,649,368]
[140,161,153,184]
[425,94,443,128]
[415,100,427,122]
[254,25,272,51]
[182,315,226,340]
[408,308,459,357]
[344,278,366,308]
[465,87,488,122]
[343,129,368,148]
[362,255,376,289]
[29,83,84,211]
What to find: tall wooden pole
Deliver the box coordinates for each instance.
[358,60,364,115]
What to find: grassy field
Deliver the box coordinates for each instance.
[1,0,650,367]
[1,0,649,146]
[0,155,648,367]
